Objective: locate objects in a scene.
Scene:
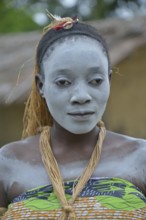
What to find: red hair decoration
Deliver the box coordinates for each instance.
[53,18,78,30]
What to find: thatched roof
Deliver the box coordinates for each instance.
[0,16,146,104]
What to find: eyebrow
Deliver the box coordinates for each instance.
[52,67,104,78]
[53,69,72,76]
[88,67,101,74]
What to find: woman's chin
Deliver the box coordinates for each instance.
[65,125,97,135]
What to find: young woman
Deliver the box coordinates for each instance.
[0,13,146,219]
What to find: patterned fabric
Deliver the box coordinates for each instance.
[2,177,146,219]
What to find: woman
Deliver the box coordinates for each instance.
[0,13,146,219]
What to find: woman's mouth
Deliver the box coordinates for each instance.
[68,110,95,120]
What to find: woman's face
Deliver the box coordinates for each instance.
[41,36,110,134]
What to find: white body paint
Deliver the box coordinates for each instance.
[0,136,143,194]
[42,36,110,134]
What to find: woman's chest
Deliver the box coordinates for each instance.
[7,154,143,202]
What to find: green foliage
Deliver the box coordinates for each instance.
[90,0,118,20]
[0,1,40,33]
[0,0,144,33]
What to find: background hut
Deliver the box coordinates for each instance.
[0,16,146,146]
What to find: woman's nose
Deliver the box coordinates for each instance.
[70,85,92,104]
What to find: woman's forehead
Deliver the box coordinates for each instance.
[42,36,108,78]
[43,35,106,62]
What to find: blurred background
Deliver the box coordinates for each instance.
[0,0,146,146]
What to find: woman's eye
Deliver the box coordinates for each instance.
[90,78,103,85]
[56,79,70,87]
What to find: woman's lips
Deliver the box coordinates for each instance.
[68,110,95,120]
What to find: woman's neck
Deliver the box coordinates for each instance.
[50,122,100,164]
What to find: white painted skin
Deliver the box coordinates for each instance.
[1,36,146,206]
[41,36,110,134]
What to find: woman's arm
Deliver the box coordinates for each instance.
[0,208,7,220]
[0,182,8,207]
[0,148,9,218]
[0,153,9,219]
[0,182,8,219]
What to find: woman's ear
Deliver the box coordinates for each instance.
[35,74,45,98]
[109,69,112,82]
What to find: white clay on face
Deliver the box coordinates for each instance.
[42,36,110,134]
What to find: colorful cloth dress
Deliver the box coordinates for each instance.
[2,177,146,219]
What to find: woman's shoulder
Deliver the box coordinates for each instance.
[0,134,41,182]
[0,135,42,207]
[0,135,41,184]
[104,130,146,193]
[106,130,146,164]
[106,130,146,147]
[0,135,40,161]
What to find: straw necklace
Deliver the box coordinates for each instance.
[40,121,106,220]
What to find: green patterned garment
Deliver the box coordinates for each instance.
[2,177,146,219]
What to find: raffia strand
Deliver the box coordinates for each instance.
[40,127,67,208]
[70,121,105,203]
[40,121,106,220]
